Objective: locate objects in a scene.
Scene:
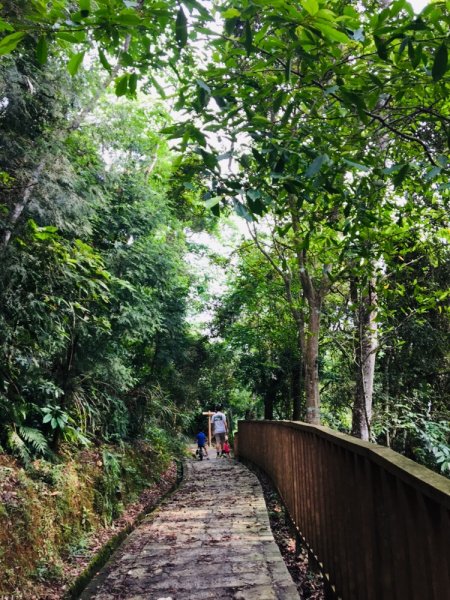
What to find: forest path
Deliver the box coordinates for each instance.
[80,451,300,600]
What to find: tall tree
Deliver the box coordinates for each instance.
[167,0,449,432]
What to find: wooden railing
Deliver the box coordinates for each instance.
[236,420,450,600]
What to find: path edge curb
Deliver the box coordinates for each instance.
[65,459,184,600]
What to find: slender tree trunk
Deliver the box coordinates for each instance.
[291,358,302,420]
[304,301,321,425]
[264,391,274,420]
[292,320,304,420]
[248,209,328,426]
[287,197,323,425]
[1,160,45,247]
[351,278,378,440]
[384,351,391,447]
[264,374,275,420]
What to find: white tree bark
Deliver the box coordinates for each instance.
[352,279,378,440]
[1,160,45,247]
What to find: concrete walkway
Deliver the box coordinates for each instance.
[81,452,300,600]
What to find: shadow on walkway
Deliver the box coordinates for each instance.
[80,452,300,600]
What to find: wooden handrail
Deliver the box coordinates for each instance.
[237,420,450,600]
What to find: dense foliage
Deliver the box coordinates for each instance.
[0,0,449,480]
[0,39,212,461]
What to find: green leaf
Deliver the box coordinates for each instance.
[436,154,448,168]
[0,31,26,56]
[374,36,389,61]
[393,164,409,187]
[382,163,402,175]
[79,0,90,17]
[424,166,441,180]
[247,195,266,216]
[149,75,166,98]
[211,203,221,217]
[99,48,112,72]
[128,72,138,95]
[280,103,294,126]
[176,7,188,49]
[213,94,227,108]
[36,35,48,65]
[405,17,427,31]
[57,417,66,429]
[205,196,221,209]
[390,0,407,18]
[273,91,285,114]
[316,9,335,21]
[252,148,265,165]
[119,52,134,67]
[247,189,261,201]
[234,200,253,222]
[303,0,319,16]
[56,32,85,43]
[187,125,206,146]
[340,89,367,112]
[344,159,370,172]
[114,11,141,26]
[306,155,326,177]
[196,79,211,93]
[432,44,448,82]
[222,8,241,18]
[199,149,218,170]
[0,18,14,32]
[115,74,129,96]
[397,36,409,59]
[67,51,85,76]
[33,225,58,240]
[315,23,349,43]
[247,189,267,215]
[299,232,310,250]
[285,57,291,83]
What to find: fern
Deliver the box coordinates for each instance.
[7,428,31,465]
[6,426,50,465]
[18,426,50,457]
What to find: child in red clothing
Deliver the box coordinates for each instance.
[222,440,231,457]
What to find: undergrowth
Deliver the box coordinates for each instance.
[0,440,172,596]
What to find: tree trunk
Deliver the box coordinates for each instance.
[291,359,302,420]
[287,196,328,426]
[1,160,45,247]
[304,302,321,425]
[264,379,274,420]
[351,278,378,441]
[292,323,304,420]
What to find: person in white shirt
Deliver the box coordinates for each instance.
[210,405,228,458]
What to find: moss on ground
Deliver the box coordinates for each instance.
[0,441,172,596]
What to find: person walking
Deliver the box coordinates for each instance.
[195,429,208,459]
[210,406,228,458]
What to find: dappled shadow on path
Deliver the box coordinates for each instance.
[80,454,300,600]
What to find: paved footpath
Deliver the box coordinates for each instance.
[81,452,300,600]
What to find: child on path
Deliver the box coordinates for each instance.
[195,430,208,459]
[222,439,231,457]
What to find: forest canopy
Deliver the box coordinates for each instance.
[0,0,449,478]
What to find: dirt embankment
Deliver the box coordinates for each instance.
[0,445,177,599]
